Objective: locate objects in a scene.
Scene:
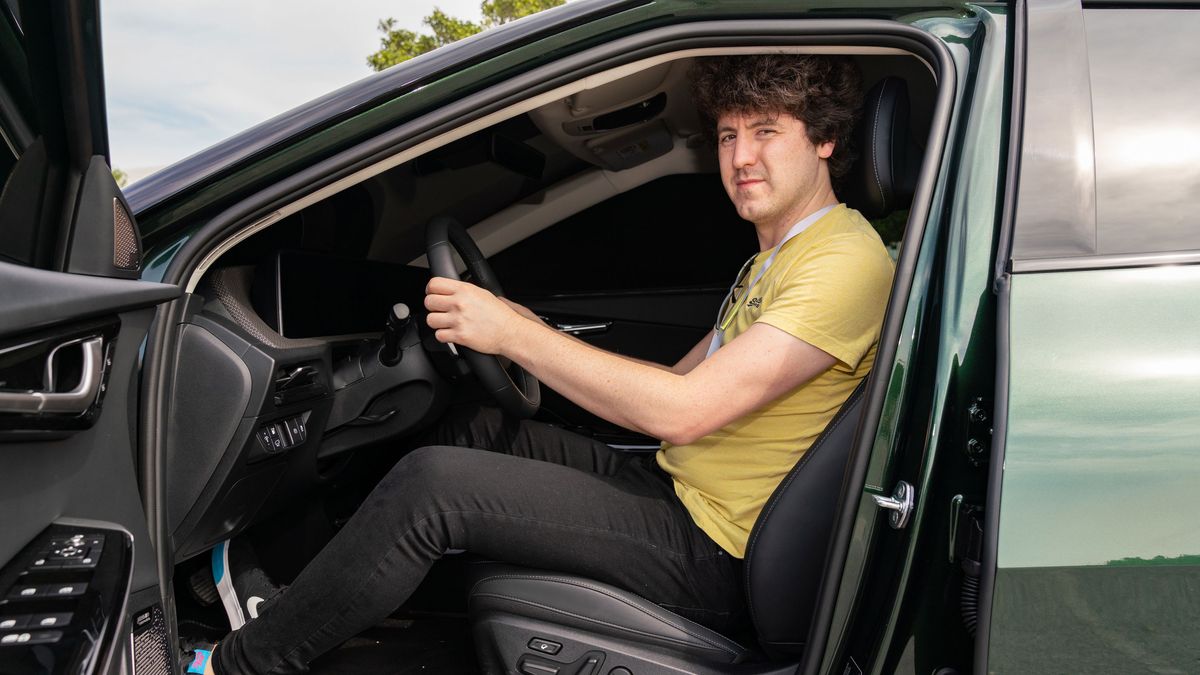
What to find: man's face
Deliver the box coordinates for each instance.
[716,111,835,228]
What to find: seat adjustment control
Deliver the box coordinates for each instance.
[528,638,562,655]
[518,650,605,675]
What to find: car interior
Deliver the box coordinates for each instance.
[165,47,934,673]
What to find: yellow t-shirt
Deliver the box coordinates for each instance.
[656,204,894,557]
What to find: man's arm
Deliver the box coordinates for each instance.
[427,278,835,444]
[502,297,712,376]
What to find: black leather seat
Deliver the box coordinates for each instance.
[467,76,914,675]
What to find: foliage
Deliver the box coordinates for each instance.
[112,167,128,188]
[1106,554,1200,567]
[367,0,565,71]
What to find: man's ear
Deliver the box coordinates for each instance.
[817,140,836,159]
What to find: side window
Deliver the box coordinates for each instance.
[489,174,757,295]
[1085,8,1200,255]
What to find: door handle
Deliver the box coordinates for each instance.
[872,480,915,530]
[544,319,612,336]
[0,337,106,414]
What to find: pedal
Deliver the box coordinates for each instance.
[188,566,219,606]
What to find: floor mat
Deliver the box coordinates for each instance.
[309,617,480,674]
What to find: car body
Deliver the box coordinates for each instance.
[0,0,1197,673]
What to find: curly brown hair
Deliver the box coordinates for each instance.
[690,55,863,178]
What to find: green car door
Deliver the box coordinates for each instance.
[988,2,1200,672]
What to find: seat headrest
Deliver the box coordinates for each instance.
[742,378,868,659]
[841,76,920,220]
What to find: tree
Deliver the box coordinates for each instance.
[112,168,128,188]
[367,0,565,71]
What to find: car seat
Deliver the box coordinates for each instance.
[468,76,915,675]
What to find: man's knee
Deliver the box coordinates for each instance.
[376,445,484,500]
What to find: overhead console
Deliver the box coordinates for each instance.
[528,60,703,172]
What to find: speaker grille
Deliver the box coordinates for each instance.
[113,197,141,271]
[131,604,172,675]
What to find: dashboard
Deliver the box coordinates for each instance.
[163,253,455,561]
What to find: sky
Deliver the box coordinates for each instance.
[101,0,484,180]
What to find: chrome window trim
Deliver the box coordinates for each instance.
[1011,249,1200,273]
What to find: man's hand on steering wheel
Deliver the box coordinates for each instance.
[424,215,541,418]
[424,276,525,355]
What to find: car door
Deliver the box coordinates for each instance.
[0,2,179,673]
[981,2,1200,673]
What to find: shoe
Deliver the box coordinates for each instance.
[212,539,281,630]
[181,640,216,674]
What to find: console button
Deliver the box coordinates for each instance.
[285,417,305,445]
[59,554,98,570]
[7,585,39,600]
[23,630,61,645]
[528,638,562,655]
[266,424,285,452]
[31,613,71,628]
[0,616,29,630]
[256,427,274,453]
[51,583,87,597]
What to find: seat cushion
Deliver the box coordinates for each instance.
[469,566,749,664]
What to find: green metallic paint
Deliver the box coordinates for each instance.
[990,265,1200,673]
[821,7,1006,673]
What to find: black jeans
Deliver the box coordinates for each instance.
[214,406,744,674]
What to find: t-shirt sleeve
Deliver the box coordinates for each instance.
[754,233,894,370]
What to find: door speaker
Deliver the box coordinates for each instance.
[130,604,173,675]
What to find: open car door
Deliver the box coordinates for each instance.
[0,2,179,673]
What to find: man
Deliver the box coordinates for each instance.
[204,54,894,674]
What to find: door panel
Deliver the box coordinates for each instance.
[0,263,178,673]
[0,1,181,672]
[990,266,1200,673]
[521,289,722,444]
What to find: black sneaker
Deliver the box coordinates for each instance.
[212,539,281,630]
[181,640,216,674]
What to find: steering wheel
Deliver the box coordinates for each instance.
[425,215,541,418]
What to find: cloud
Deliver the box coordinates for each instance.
[102,0,483,170]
